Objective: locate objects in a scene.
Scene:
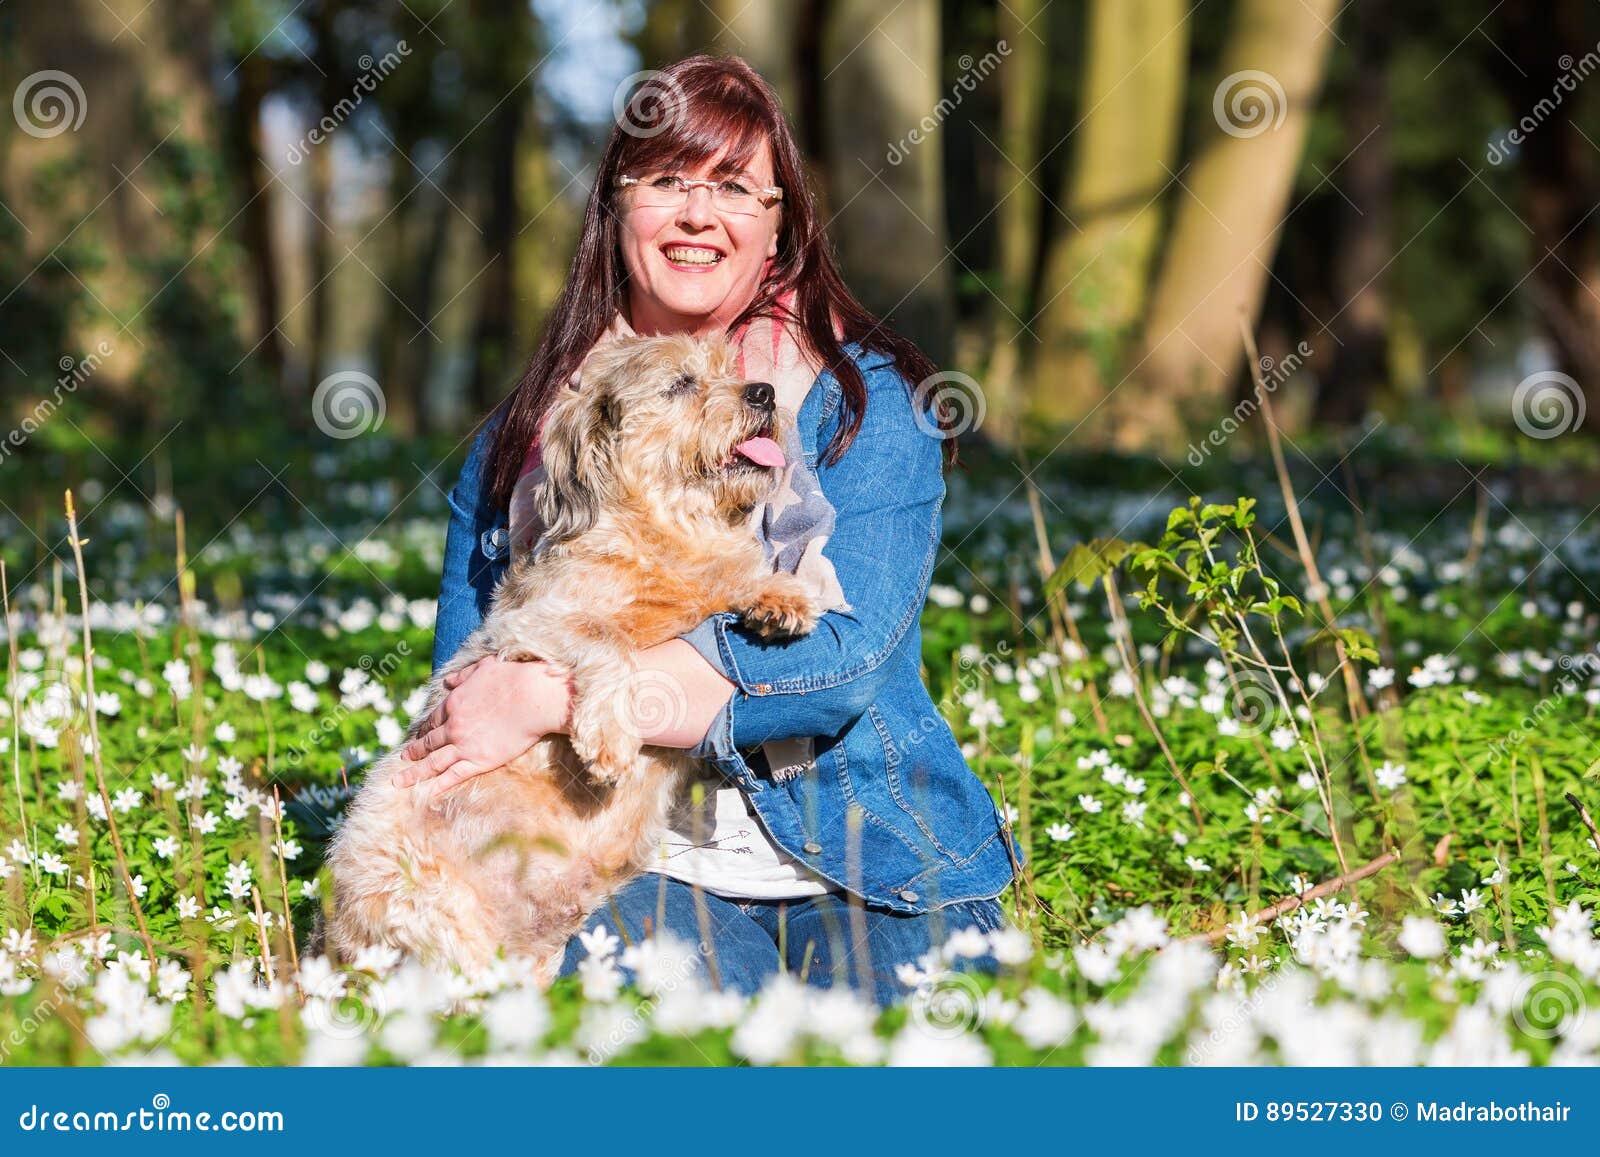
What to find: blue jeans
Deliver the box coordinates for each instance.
[557,874,1007,1007]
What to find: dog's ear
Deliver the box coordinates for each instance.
[534,383,619,545]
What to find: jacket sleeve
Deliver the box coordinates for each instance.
[431,420,502,674]
[681,360,944,755]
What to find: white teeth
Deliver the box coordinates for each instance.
[663,247,722,266]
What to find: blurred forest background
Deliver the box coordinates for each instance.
[4,0,1600,531]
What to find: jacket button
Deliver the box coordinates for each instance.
[899,890,919,902]
[479,526,507,560]
[803,841,822,855]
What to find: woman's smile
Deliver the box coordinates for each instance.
[659,242,726,270]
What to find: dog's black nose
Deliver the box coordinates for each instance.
[743,381,775,409]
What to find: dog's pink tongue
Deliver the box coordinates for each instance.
[733,436,785,468]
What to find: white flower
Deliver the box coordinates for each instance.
[1077,794,1103,814]
[224,859,253,901]
[578,955,623,1002]
[1046,821,1076,843]
[54,824,79,848]
[1367,667,1394,689]
[1374,761,1407,791]
[1185,856,1211,873]
[1225,911,1261,948]
[152,836,180,860]
[1398,915,1446,959]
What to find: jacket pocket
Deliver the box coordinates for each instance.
[869,704,966,865]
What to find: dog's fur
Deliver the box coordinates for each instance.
[326,334,819,979]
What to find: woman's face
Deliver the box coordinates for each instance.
[616,140,782,337]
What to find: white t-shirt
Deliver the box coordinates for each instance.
[644,775,837,900]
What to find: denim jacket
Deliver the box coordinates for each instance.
[431,345,1020,914]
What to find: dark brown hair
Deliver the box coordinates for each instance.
[482,53,947,513]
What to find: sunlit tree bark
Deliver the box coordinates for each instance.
[1136,0,1340,440]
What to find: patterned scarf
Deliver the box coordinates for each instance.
[505,296,849,780]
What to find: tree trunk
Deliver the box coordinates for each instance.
[225,53,285,381]
[304,0,342,395]
[1315,0,1391,427]
[822,0,955,363]
[1487,0,1600,416]
[706,0,798,107]
[466,0,535,415]
[1033,0,1189,424]
[1136,0,1341,440]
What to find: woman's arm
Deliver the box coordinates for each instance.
[678,360,943,751]
[398,359,938,787]
[393,640,732,788]
[431,418,503,673]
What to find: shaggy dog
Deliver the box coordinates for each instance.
[326,334,819,978]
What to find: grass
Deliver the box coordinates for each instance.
[3,434,1600,1066]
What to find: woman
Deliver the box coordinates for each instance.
[396,55,1018,1005]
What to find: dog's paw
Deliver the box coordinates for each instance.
[567,730,632,786]
[741,583,820,639]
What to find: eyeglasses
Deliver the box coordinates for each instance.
[616,173,783,217]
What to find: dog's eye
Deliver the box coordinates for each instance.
[666,372,697,396]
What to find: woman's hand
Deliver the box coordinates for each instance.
[392,656,572,791]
